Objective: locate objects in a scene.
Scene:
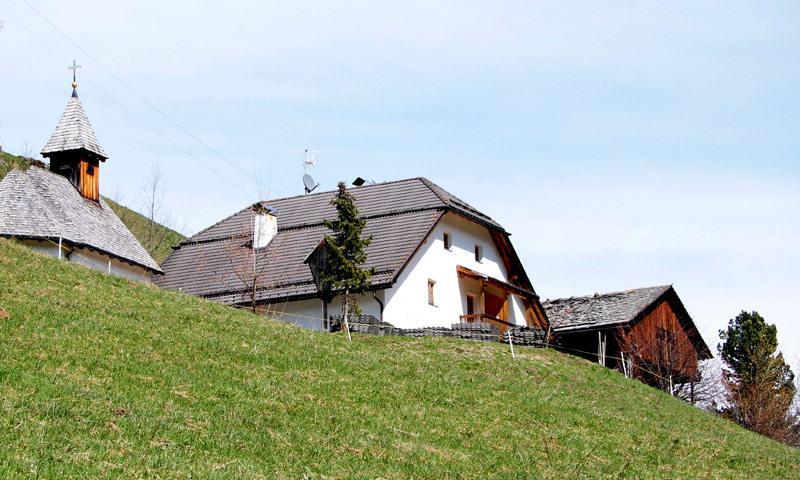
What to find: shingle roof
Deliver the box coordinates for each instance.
[544,285,712,359]
[0,167,161,272]
[41,96,108,160]
[543,285,672,332]
[157,177,509,303]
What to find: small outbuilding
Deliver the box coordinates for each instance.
[544,285,712,391]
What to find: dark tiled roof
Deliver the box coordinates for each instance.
[41,96,108,159]
[543,285,672,332]
[157,178,504,302]
[0,167,161,272]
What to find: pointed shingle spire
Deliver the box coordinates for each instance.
[41,94,108,160]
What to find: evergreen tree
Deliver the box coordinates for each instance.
[320,182,374,339]
[719,311,794,389]
[718,311,797,443]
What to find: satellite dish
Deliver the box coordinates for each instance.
[352,177,366,187]
[303,173,319,194]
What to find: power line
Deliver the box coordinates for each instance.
[19,0,261,186]
[0,4,253,199]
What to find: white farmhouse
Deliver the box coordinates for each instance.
[156,178,547,332]
[0,81,161,281]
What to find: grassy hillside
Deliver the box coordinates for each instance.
[0,151,44,178]
[0,240,797,479]
[0,152,184,264]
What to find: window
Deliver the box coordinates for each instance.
[474,244,483,262]
[466,294,475,315]
[427,279,436,306]
[443,232,452,250]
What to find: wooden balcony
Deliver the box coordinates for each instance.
[459,313,516,331]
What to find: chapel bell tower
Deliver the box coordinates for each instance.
[41,60,108,202]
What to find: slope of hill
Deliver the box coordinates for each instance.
[0,240,797,479]
[0,152,185,264]
[0,151,45,178]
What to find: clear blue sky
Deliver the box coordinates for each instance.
[1,1,798,367]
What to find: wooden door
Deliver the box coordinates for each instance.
[484,292,508,332]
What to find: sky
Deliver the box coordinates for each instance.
[0,1,798,368]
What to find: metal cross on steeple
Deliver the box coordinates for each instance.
[68,59,81,97]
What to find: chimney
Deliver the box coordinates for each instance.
[253,204,277,249]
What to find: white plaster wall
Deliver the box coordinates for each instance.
[23,239,65,259]
[71,247,152,282]
[381,213,528,329]
[20,239,152,283]
[268,291,384,330]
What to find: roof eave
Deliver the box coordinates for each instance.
[0,233,162,274]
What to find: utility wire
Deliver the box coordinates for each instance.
[0,5,253,199]
[19,0,260,186]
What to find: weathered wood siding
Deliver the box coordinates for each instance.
[79,158,99,201]
[624,300,698,379]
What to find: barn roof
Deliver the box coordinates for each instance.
[156,177,528,305]
[41,95,108,160]
[543,285,712,359]
[0,167,161,272]
[543,285,671,332]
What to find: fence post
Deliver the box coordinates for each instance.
[342,290,352,342]
[506,329,516,359]
[620,351,628,378]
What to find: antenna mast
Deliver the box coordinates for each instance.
[302,148,320,194]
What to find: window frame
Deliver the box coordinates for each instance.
[474,244,483,263]
[427,279,437,306]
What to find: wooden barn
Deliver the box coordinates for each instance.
[543,285,712,393]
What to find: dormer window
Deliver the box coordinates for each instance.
[474,244,483,262]
[443,232,452,250]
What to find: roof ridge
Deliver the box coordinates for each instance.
[417,177,450,207]
[181,206,445,246]
[544,284,672,303]
[263,177,426,205]
[183,178,440,244]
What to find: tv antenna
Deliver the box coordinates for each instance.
[302,148,319,194]
[303,149,318,172]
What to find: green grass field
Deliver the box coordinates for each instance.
[0,239,797,478]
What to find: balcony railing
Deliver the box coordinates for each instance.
[459,313,516,329]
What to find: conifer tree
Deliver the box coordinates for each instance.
[320,181,374,339]
[718,311,797,443]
